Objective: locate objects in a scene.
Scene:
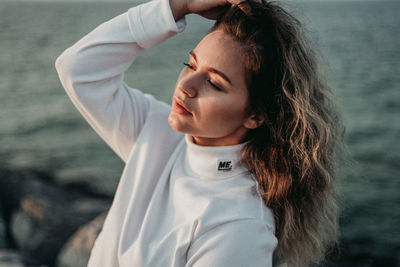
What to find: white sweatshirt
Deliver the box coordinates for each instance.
[55,0,277,266]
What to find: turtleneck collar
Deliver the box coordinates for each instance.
[183,135,249,180]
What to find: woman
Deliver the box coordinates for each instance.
[55,0,344,265]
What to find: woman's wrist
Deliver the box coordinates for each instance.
[169,0,189,21]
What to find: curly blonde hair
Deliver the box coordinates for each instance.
[213,2,345,266]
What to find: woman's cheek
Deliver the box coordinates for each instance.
[204,100,234,125]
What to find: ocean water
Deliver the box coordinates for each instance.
[0,0,399,264]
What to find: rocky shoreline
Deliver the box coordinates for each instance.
[0,167,110,267]
[0,166,398,267]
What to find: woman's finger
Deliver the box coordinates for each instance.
[197,4,231,20]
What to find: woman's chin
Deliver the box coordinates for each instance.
[168,113,189,134]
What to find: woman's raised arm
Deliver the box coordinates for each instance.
[55,0,186,163]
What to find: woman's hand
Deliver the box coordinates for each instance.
[169,0,241,21]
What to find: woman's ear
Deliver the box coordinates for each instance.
[243,113,265,129]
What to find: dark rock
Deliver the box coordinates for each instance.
[0,167,111,267]
[0,249,24,267]
[56,212,107,267]
[10,193,110,267]
[0,167,56,248]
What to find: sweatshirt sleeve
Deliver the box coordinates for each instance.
[55,0,186,163]
[186,219,277,267]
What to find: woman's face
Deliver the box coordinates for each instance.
[168,30,258,146]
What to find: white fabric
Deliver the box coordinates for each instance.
[55,0,277,266]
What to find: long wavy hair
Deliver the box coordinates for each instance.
[212,1,345,266]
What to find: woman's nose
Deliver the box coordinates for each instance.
[179,73,201,98]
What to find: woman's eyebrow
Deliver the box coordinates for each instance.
[189,51,233,85]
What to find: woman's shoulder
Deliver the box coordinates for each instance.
[125,85,175,134]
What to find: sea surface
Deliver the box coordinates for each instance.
[0,0,399,265]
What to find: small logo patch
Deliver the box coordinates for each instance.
[217,160,233,172]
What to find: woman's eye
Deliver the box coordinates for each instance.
[207,80,222,91]
[183,62,194,70]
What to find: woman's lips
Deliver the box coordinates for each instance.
[173,97,192,116]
